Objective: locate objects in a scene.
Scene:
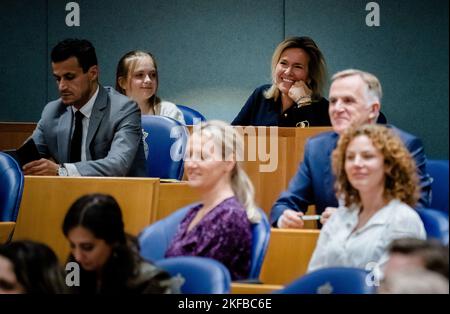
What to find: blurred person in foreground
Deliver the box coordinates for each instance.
[63,193,179,294]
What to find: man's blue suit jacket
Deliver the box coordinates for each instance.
[270,125,432,226]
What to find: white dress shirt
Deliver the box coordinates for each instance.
[307,199,426,276]
[64,86,99,176]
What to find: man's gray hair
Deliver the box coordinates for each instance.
[332,69,382,104]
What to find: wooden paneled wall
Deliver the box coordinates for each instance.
[0,122,36,151]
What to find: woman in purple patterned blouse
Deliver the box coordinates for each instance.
[165,120,261,280]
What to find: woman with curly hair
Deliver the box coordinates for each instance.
[307,124,425,275]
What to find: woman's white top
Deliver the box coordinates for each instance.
[307,199,426,275]
[153,100,186,125]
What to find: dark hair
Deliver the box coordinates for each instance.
[388,238,449,279]
[0,240,68,293]
[62,194,173,294]
[62,194,132,293]
[63,193,126,245]
[51,38,98,73]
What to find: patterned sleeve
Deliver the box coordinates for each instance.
[194,208,251,279]
[197,209,249,256]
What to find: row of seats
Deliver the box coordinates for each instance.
[139,208,374,293]
[140,113,450,239]
[0,152,448,294]
[4,150,446,244]
[150,255,375,294]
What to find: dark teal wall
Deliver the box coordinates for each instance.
[0,0,47,122]
[285,0,449,159]
[0,0,448,158]
[44,0,284,122]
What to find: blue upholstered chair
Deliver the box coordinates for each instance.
[248,208,271,280]
[139,205,191,261]
[416,208,449,245]
[176,105,206,125]
[428,159,449,214]
[0,152,24,221]
[141,115,189,180]
[415,159,449,245]
[155,256,231,294]
[276,267,376,294]
[138,206,270,280]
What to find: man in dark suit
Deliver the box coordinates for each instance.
[270,69,432,228]
[23,38,146,177]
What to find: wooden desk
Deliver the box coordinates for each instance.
[238,127,331,215]
[259,228,320,285]
[12,176,320,287]
[155,182,200,222]
[0,222,15,244]
[1,123,331,216]
[13,176,159,261]
[12,178,202,261]
[230,282,283,294]
[186,126,331,215]
[0,122,36,150]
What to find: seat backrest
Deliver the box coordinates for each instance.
[276,267,375,294]
[138,205,191,262]
[155,256,231,294]
[416,208,449,245]
[0,152,24,221]
[427,160,449,213]
[141,115,189,180]
[248,208,271,280]
[139,204,270,280]
[176,105,206,125]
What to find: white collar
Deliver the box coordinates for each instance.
[71,86,99,118]
[346,199,401,233]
